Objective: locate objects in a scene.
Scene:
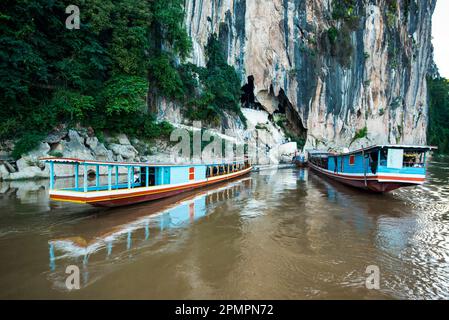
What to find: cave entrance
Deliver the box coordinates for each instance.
[276,89,308,142]
[241,75,263,110]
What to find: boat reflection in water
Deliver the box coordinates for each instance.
[47,177,252,290]
[307,170,416,255]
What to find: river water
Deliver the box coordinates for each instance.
[0,161,448,299]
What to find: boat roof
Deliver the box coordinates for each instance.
[309,145,437,157]
[307,150,330,155]
[343,145,437,155]
[40,157,248,167]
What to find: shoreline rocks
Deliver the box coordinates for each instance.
[0,111,297,181]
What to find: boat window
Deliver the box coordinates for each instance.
[87,169,96,179]
[189,167,195,180]
[379,149,388,166]
[349,155,355,165]
[140,167,155,187]
[403,151,425,168]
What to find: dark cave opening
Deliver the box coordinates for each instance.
[240,77,308,144]
[276,89,308,141]
[240,75,262,110]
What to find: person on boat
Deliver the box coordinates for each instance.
[133,170,140,184]
[369,152,378,174]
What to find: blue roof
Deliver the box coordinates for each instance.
[308,145,437,157]
[40,157,248,167]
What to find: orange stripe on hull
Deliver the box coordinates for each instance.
[377,176,425,182]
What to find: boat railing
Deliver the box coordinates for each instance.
[44,157,252,193]
[379,160,425,168]
[61,182,142,192]
[403,162,425,168]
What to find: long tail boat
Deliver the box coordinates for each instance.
[42,157,252,207]
[307,145,436,193]
[293,153,307,168]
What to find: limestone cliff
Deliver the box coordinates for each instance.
[183,0,436,149]
[0,0,437,181]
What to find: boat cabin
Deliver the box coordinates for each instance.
[324,145,432,175]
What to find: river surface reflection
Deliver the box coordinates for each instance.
[0,161,448,299]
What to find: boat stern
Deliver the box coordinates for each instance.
[376,146,430,186]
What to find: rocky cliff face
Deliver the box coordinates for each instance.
[0,0,437,181]
[183,0,436,149]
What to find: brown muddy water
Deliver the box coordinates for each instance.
[0,161,449,299]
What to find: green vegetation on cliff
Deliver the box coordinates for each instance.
[349,126,368,147]
[183,35,246,127]
[323,0,361,68]
[0,0,244,158]
[427,77,449,154]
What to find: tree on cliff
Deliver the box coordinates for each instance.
[428,77,449,154]
[183,34,246,127]
[0,0,244,158]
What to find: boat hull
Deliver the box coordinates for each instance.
[50,167,252,207]
[308,163,422,193]
[295,161,308,168]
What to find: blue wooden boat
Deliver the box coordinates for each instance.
[42,157,252,207]
[307,145,436,192]
[293,153,307,168]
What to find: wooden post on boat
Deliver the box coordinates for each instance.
[115,166,119,189]
[75,163,79,189]
[83,164,88,192]
[161,167,165,184]
[362,146,367,188]
[127,166,131,189]
[146,167,149,187]
[95,164,100,189]
[108,165,112,191]
[49,161,54,190]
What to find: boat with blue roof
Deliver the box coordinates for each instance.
[307,145,436,192]
[42,157,252,207]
